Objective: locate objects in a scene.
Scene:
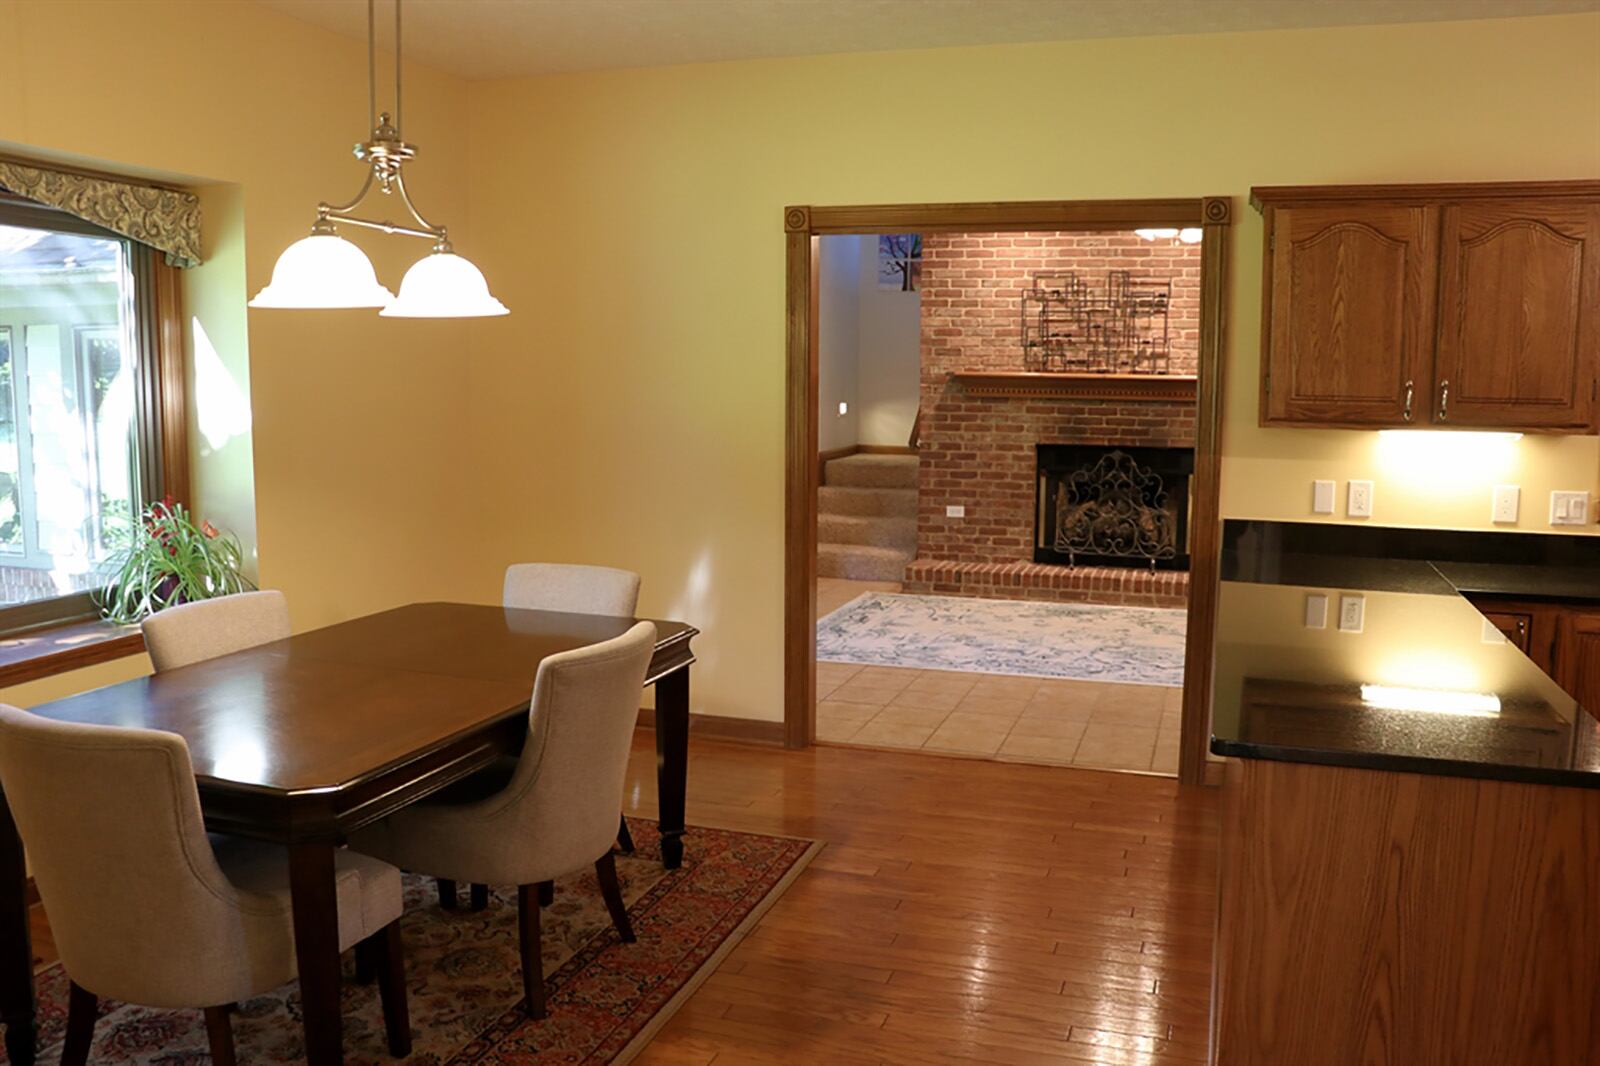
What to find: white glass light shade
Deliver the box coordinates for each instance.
[379,251,509,318]
[248,234,395,309]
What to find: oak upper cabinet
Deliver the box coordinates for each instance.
[1261,204,1437,427]
[1253,182,1600,433]
[1435,201,1600,430]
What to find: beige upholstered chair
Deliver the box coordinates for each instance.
[352,622,656,1019]
[439,563,644,914]
[141,590,290,672]
[0,706,410,1064]
[502,563,641,618]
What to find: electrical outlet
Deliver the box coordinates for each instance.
[1312,480,1336,515]
[1338,594,1365,633]
[945,505,965,518]
[1347,480,1374,519]
[1492,485,1520,524]
[1304,593,1329,629]
[1550,491,1591,526]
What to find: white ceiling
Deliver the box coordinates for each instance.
[254,0,1600,80]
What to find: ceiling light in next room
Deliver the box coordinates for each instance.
[1360,684,1502,718]
[250,0,508,318]
[1134,228,1203,244]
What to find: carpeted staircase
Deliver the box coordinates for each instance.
[818,453,917,582]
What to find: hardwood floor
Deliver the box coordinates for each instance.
[627,734,1219,1064]
[25,735,1219,1064]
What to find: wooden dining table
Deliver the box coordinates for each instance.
[0,601,697,1065]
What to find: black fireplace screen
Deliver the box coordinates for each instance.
[1035,445,1194,570]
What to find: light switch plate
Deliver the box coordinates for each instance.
[1312,480,1336,515]
[1304,593,1329,629]
[1338,594,1365,633]
[1550,491,1590,526]
[1347,480,1374,519]
[1492,485,1520,524]
[945,505,965,518]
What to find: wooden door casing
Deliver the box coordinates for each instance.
[1262,204,1438,427]
[1436,201,1600,430]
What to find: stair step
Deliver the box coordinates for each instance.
[818,514,917,550]
[819,486,918,518]
[825,453,918,489]
[818,544,910,582]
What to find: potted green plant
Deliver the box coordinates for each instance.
[97,497,254,624]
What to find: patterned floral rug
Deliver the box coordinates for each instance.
[817,592,1187,686]
[12,821,817,1064]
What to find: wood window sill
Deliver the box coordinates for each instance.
[0,618,144,689]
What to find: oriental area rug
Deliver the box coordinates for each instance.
[12,820,818,1064]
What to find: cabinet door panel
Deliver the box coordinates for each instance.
[1481,610,1533,653]
[1564,611,1600,717]
[1263,205,1437,427]
[1436,202,1600,430]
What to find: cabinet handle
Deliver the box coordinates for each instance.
[1438,379,1450,422]
[1403,379,1414,422]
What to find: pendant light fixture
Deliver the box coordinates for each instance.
[249,0,508,317]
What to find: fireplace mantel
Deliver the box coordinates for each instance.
[947,371,1197,403]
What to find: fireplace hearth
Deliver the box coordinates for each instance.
[1035,445,1193,570]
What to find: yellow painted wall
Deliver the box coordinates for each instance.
[0,0,482,706]
[462,14,1600,722]
[0,7,1594,724]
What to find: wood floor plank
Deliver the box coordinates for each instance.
[622,737,1220,1063]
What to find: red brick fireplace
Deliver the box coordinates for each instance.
[902,230,1199,608]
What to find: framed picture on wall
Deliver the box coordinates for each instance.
[877,234,922,292]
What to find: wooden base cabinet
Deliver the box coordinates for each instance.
[1213,758,1600,1066]
[1253,182,1600,433]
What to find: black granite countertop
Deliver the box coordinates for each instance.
[1212,524,1600,789]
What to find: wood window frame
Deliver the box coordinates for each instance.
[782,198,1234,786]
[0,194,188,638]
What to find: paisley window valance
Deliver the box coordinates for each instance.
[0,160,201,268]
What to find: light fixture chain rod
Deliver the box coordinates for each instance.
[367,0,376,133]
[392,171,444,238]
[324,214,438,241]
[394,0,403,136]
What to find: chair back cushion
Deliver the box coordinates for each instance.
[490,622,656,877]
[0,706,269,1005]
[141,590,290,672]
[503,563,640,617]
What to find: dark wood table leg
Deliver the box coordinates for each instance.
[0,789,35,1065]
[288,842,343,1065]
[654,666,690,869]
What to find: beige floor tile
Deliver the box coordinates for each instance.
[1163,685,1187,712]
[817,662,864,687]
[889,686,968,712]
[827,681,902,706]
[1150,743,1180,775]
[868,704,953,729]
[816,717,867,743]
[851,666,920,692]
[967,676,1043,701]
[1008,716,1089,741]
[1033,678,1106,703]
[817,700,878,724]
[848,719,937,749]
[924,715,1010,755]
[1088,686,1167,727]
[904,674,978,697]
[1019,698,1095,723]
[997,732,1083,764]
[1073,723,1158,772]
[914,668,987,685]
[955,693,1029,718]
